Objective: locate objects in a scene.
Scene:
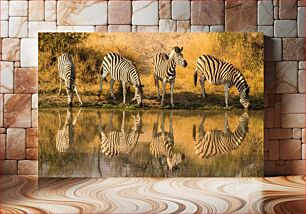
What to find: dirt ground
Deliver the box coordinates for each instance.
[39,89,263,110]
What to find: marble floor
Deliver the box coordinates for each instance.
[0,176,305,213]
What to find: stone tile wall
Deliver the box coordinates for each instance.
[0,0,305,176]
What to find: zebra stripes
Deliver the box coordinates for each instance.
[193,112,249,159]
[194,54,250,109]
[98,111,142,158]
[153,47,187,107]
[99,52,144,106]
[150,112,184,170]
[56,108,82,153]
[58,53,83,106]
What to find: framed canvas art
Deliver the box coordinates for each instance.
[38,32,264,177]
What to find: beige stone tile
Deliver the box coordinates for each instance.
[269,128,292,139]
[26,128,38,148]
[4,94,31,128]
[302,129,306,143]
[6,128,25,159]
[258,0,273,25]
[159,19,177,32]
[18,160,38,175]
[293,128,302,139]
[0,94,3,127]
[193,0,224,25]
[285,160,305,175]
[264,160,276,176]
[26,148,38,160]
[45,1,57,21]
[108,1,131,24]
[298,70,305,93]
[279,0,297,19]
[2,38,20,61]
[282,114,306,128]
[32,94,38,109]
[225,0,256,31]
[177,21,190,32]
[20,38,38,67]
[172,1,190,20]
[276,61,298,93]
[57,1,107,25]
[108,25,131,32]
[283,38,305,61]
[280,139,302,160]
[14,68,38,93]
[95,26,108,32]
[159,1,171,19]
[9,17,28,38]
[132,1,158,25]
[57,26,95,32]
[0,134,5,159]
[136,26,159,32]
[282,94,305,114]
[32,110,38,128]
[1,21,9,37]
[9,1,28,17]
[0,1,9,20]
[0,62,14,93]
[29,1,45,21]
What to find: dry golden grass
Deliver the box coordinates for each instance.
[39,32,264,107]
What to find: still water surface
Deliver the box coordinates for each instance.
[39,109,263,177]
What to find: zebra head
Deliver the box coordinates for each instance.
[66,84,74,106]
[170,47,188,68]
[135,84,144,106]
[240,87,250,110]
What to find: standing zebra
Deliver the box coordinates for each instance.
[192,112,249,159]
[194,54,250,109]
[150,111,184,170]
[56,108,82,153]
[153,47,188,107]
[58,53,83,106]
[98,53,144,106]
[98,111,142,158]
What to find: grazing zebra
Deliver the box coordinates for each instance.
[194,54,250,109]
[192,112,249,159]
[56,108,82,153]
[98,53,144,106]
[150,111,184,170]
[98,111,142,158]
[58,53,83,106]
[153,47,188,107]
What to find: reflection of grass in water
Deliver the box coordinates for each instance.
[39,109,263,177]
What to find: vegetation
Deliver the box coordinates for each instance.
[39,32,264,109]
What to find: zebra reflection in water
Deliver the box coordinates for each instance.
[56,108,82,153]
[193,112,249,159]
[150,111,185,170]
[98,111,143,158]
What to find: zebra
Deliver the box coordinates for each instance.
[98,111,143,158]
[58,53,83,106]
[56,108,82,153]
[194,54,250,109]
[153,47,188,107]
[150,111,185,170]
[192,112,249,159]
[98,52,144,106]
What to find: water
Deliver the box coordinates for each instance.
[39,109,264,177]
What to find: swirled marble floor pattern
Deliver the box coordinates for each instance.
[0,176,305,214]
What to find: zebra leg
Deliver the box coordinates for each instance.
[200,76,207,98]
[161,80,166,106]
[156,76,160,99]
[110,79,116,101]
[74,86,83,105]
[58,77,62,95]
[224,84,229,108]
[224,112,230,135]
[170,81,175,107]
[122,81,127,105]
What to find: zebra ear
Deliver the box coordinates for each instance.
[180,47,183,52]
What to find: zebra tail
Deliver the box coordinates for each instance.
[194,70,198,87]
[192,124,196,141]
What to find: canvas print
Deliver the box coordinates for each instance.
[38,32,264,177]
